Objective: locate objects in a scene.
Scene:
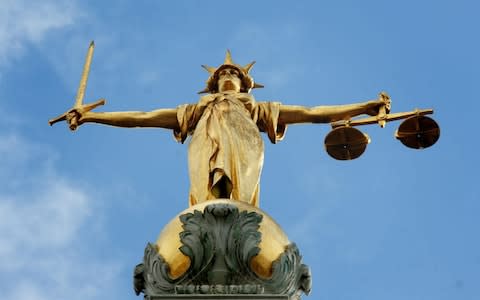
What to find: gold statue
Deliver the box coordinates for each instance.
[50,42,440,280]
[50,42,437,208]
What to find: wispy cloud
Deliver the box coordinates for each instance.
[0,0,77,68]
[0,131,121,300]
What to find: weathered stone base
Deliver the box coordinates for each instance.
[147,295,288,300]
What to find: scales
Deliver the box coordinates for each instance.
[395,115,440,149]
[325,127,370,160]
[324,103,440,160]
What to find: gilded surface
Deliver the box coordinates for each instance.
[155,200,290,279]
[50,48,391,207]
[49,45,437,284]
[175,93,285,206]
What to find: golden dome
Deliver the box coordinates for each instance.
[155,199,290,279]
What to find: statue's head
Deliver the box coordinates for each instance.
[199,50,264,94]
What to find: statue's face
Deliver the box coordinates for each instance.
[217,67,242,92]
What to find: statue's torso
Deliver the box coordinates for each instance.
[188,93,264,206]
[175,93,284,207]
[193,92,262,141]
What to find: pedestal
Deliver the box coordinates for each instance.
[134,202,311,300]
[148,295,288,299]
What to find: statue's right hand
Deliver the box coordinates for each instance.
[49,98,105,130]
[66,108,83,131]
[66,98,105,131]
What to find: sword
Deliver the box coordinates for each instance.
[49,41,105,130]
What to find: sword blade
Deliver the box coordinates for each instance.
[74,41,95,108]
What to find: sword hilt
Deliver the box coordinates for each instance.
[49,41,98,131]
[69,115,79,131]
[48,98,106,130]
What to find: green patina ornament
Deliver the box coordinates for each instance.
[134,203,311,300]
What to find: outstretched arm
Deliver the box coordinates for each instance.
[77,108,179,130]
[278,93,390,125]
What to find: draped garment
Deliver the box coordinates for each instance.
[174,93,286,207]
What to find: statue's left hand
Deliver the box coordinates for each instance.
[366,92,391,116]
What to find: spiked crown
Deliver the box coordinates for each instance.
[199,50,264,94]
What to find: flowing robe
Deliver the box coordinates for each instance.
[174,93,286,207]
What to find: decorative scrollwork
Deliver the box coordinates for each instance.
[134,203,311,299]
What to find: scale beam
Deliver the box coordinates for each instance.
[331,108,434,129]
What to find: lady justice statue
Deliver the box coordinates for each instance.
[49,42,438,299]
[50,44,390,207]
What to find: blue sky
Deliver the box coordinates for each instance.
[0,1,478,299]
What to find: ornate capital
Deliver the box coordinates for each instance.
[134,203,311,299]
